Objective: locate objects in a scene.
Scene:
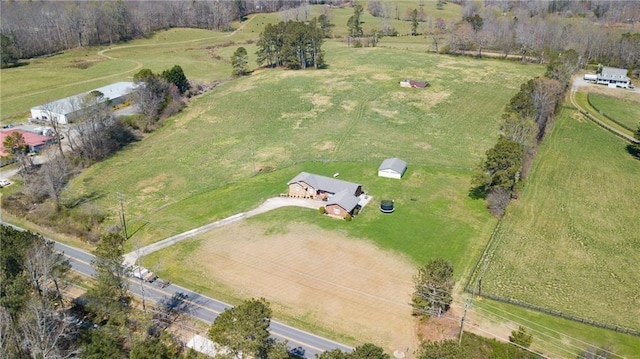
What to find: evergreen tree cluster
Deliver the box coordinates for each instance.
[256,20,325,69]
[411,259,454,317]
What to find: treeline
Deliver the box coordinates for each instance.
[362,1,640,71]
[446,3,640,71]
[0,0,320,62]
[472,52,575,216]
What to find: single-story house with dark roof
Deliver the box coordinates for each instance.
[378,158,407,179]
[597,67,630,88]
[287,172,363,219]
[287,172,362,199]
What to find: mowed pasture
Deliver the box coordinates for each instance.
[65,43,542,253]
[0,1,462,122]
[480,107,640,335]
[58,30,541,349]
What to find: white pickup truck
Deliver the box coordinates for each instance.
[130,266,157,283]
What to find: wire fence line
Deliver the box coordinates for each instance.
[586,93,636,133]
[462,92,640,337]
[571,90,638,144]
[463,217,640,337]
[464,290,640,337]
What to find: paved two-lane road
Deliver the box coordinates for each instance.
[51,239,353,357]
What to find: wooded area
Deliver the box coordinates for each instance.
[2,1,639,70]
[0,0,324,61]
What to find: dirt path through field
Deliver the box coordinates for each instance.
[191,221,420,354]
[2,15,257,103]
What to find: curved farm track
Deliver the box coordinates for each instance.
[569,80,639,144]
[3,15,257,103]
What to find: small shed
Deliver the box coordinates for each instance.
[400,79,428,88]
[378,158,407,179]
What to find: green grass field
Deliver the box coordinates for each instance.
[3,3,639,355]
[480,107,640,334]
[63,45,541,253]
[0,2,462,122]
[588,93,640,131]
[473,298,640,358]
[573,91,633,137]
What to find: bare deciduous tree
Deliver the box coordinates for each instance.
[23,237,70,304]
[19,298,78,359]
[501,113,538,152]
[39,150,73,212]
[532,77,563,137]
[0,307,17,358]
[73,92,118,162]
[449,22,475,53]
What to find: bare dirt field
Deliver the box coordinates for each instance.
[190,221,423,354]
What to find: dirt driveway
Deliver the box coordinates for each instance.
[186,221,420,354]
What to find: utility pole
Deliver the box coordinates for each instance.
[117,192,128,240]
[459,298,470,345]
[250,148,256,175]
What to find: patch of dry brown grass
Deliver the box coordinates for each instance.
[187,221,420,353]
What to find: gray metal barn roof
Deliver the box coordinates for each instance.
[31,82,137,115]
[378,158,407,173]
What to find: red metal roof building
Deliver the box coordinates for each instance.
[0,129,54,157]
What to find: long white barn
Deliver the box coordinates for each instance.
[30,82,136,125]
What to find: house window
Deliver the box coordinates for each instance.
[333,208,340,215]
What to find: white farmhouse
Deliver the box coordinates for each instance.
[596,67,630,88]
[30,82,136,124]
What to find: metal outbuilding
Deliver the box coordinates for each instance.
[30,82,136,124]
[378,158,407,179]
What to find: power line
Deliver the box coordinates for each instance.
[415,297,623,359]
[465,322,557,359]
[467,306,591,359]
[473,300,626,359]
